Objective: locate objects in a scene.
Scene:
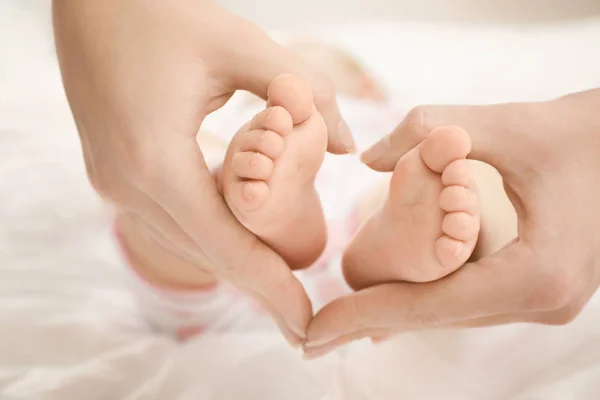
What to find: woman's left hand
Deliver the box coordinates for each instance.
[304,89,600,358]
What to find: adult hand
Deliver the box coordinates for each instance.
[305,89,600,356]
[53,0,355,346]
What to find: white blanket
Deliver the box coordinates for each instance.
[2,10,600,399]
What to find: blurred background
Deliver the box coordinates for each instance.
[2,0,600,108]
[4,0,600,34]
[218,0,600,27]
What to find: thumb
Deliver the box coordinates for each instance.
[225,23,356,154]
[360,102,546,173]
[305,241,539,350]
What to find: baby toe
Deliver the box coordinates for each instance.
[232,151,274,180]
[250,106,293,136]
[439,185,478,215]
[441,159,473,187]
[442,212,480,242]
[239,129,285,159]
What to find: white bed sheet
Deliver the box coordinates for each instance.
[2,18,600,400]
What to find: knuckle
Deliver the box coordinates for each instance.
[85,167,107,196]
[85,161,123,203]
[403,105,430,142]
[404,298,441,328]
[543,303,584,326]
[530,265,579,311]
[409,308,441,328]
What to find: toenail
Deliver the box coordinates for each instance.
[453,241,463,257]
[258,131,269,142]
[242,182,253,200]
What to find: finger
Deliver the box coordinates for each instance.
[231,237,314,341]
[253,291,313,348]
[307,242,545,347]
[139,138,313,341]
[302,328,388,360]
[303,327,390,360]
[360,102,549,173]
[226,26,356,154]
[313,89,355,155]
[449,284,593,328]
[305,272,593,357]
[304,297,589,359]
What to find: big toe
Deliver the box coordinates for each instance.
[267,74,313,125]
[420,126,472,173]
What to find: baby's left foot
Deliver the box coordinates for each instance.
[221,74,328,269]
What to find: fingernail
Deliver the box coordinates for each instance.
[278,325,302,349]
[302,348,329,361]
[290,341,302,350]
[337,119,356,153]
[302,342,338,360]
[275,316,306,348]
[370,336,390,345]
[286,321,307,341]
[302,350,324,361]
[304,337,334,348]
[360,135,390,164]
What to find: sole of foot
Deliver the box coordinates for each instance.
[221,73,328,269]
[343,126,480,288]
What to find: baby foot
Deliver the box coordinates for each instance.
[221,74,328,269]
[343,126,480,288]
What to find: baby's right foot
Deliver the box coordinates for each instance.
[221,74,328,269]
[343,126,481,288]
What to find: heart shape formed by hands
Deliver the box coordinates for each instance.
[54,0,600,357]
